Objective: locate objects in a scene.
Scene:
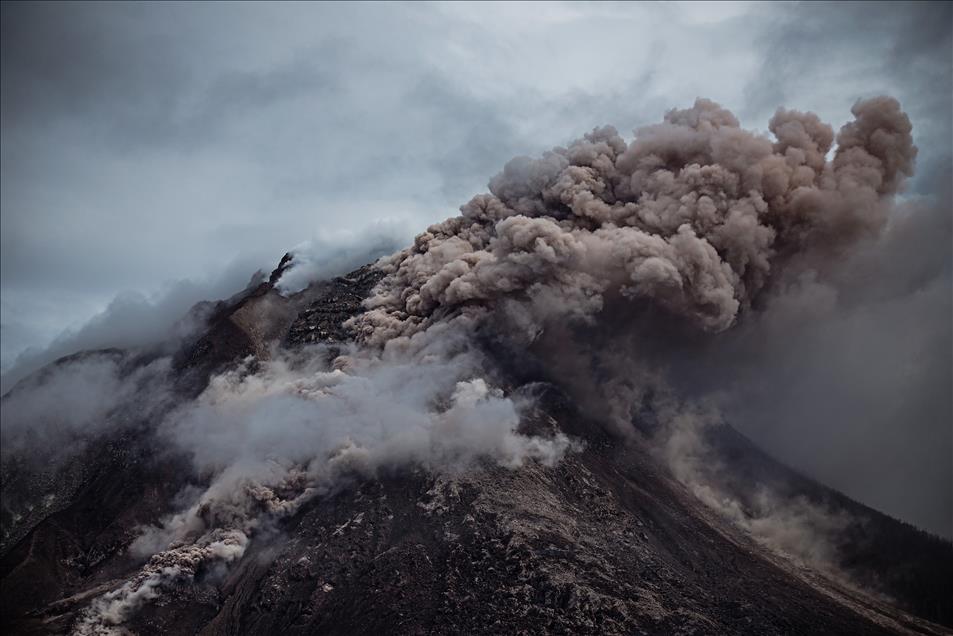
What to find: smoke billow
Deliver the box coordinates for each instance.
[329,96,926,567]
[350,96,915,349]
[18,96,928,631]
[74,528,248,636]
[152,340,571,557]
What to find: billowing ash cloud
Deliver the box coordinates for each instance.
[350,96,915,348]
[323,94,930,570]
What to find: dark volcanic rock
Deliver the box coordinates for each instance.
[285,264,384,346]
[172,254,296,390]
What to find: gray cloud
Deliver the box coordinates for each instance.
[0,1,765,361]
[0,350,171,462]
[0,256,263,392]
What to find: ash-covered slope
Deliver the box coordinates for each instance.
[1,260,950,635]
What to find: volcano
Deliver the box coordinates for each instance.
[2,96,951,635]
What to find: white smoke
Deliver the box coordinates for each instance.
[0,259,268,394]
[77,337,573,631]
[274,220,410,295]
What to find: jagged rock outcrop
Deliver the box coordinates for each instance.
[285,265,384,346]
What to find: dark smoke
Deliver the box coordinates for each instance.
[351,97,915,348]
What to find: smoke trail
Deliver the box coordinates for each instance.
[652,399,851,570]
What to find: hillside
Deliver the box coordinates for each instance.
[2,259,950,635]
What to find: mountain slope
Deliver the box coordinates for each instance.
[1,260,950,635]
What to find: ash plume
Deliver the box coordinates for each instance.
[653,400,851,571]
[350,96,915,348]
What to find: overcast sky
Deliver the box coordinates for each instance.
[1,2,951,535]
